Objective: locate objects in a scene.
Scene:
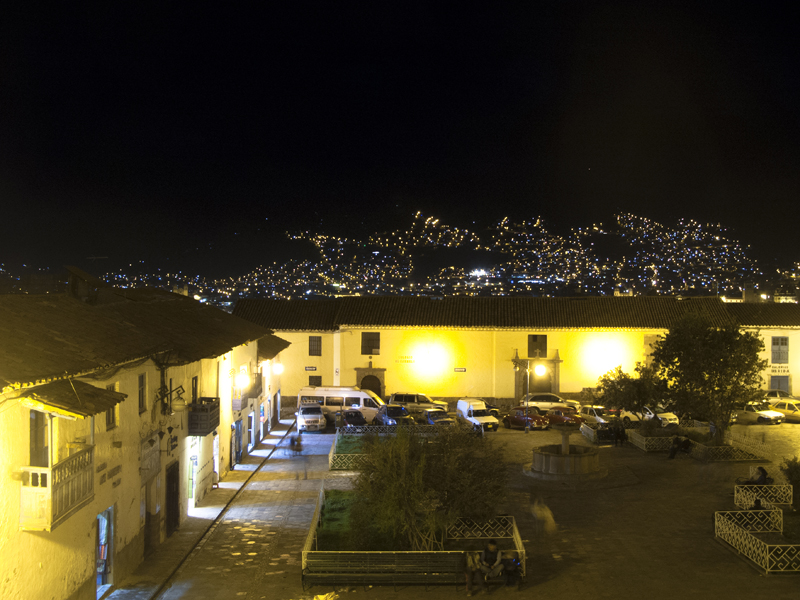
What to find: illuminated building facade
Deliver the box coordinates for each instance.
[0,269,288,600]
[235,296,800,402]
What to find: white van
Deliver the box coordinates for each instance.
[297,386,385,424]
[456,398,500,432]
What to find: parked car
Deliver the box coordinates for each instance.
[764,389,797,402]
[340,409,368,426]
[295,402,325,432]
[767,399,800,423]
[520,393,581,414]
[543,406,584,425]
[579,405,620,424]
[421,408,456,426]
[502,406,549,430]
[736,401,785,424]
[388,392,448,414]
[374,404,416,426]
[456,398,500,432]
[619,406,679,427]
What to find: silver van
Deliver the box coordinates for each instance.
[297,386,385,424]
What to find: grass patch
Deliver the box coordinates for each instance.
[334,435,367,454]
[317,490,356,550]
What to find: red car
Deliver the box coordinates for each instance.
[544,406,585,425]
[503,406,549,430]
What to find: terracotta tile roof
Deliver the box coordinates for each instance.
[234,298,343,331]
[7,379,126,418]
[0,290,285,389]
[233,296,736,330]
[724,303,800,328]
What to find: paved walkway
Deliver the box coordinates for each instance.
[108,426,799,600]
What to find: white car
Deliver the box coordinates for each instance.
[520,392,581,414]
[619,405,679,427]
[768,399,800,423]
[295,403,325,432]
[736,401,785,425]
[579,405,621,425]
[764,389,797,402]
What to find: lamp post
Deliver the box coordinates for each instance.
[525,360,531,433]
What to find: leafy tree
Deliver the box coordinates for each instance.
[597,362,665,421]
[651,314,767,443]
[351,426,506,551]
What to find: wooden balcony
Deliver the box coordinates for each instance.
[188,397,221,436]
[20,445,94,532]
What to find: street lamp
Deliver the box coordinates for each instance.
[525,360,531,433]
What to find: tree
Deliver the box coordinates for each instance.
[351,426,507,551]
[651,314,767,443]
[597,362,665,421]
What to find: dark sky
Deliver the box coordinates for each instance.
[1,2,798,272]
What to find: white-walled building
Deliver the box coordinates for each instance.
[234,296,800,402]
[0,270,289,600]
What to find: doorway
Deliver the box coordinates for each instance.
[96,506,114,597]
[771,375,789,392]
[247,412,254,451]
[165,461,180,537]
[230,419,243,469]
[360,375,382,398]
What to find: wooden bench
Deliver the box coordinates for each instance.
[302,551,465,591]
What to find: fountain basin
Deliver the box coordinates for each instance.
[524,444,607,481]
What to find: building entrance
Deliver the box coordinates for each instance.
[96,506,113,597]
[165,461,180,537]
[360,375,382,398]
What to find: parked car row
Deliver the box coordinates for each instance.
[296,385,800,433]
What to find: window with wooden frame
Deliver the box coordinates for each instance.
[361,332,380,355]
[772,336,789,364]
[309,335,322,356]
[138,373,147,413]
[30,410,49,467]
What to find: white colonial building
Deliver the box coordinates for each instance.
[0,269,288,600]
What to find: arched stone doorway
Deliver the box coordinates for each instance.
[511,350,562,400]
[360,374,383,398]
[355,363,386,399]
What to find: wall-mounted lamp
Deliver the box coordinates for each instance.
[534,364,547,377]
[235,372,251,389]
[272,363,284,375]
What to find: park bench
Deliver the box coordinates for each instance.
[302,551,465,591]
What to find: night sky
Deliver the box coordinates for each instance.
[1,2,798,272]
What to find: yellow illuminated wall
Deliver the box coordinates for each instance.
[272,326,661,400]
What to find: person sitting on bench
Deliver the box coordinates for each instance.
[479,540,504,586]
[737,466,769,486]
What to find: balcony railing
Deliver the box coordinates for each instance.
[188,397,221,436]
[20,445,94,531]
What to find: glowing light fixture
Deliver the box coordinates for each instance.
[235,372,250,389]
[534,364,547,377]
[273,363,284,375]
[411,343,448,377]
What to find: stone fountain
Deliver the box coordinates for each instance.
[524,422,607,481]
